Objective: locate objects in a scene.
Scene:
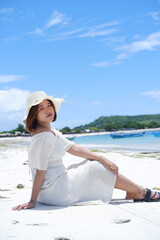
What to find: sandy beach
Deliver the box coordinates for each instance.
[0,137,160,240]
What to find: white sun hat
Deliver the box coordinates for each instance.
[23,91,64,124]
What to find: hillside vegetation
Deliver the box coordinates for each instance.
[60,114,160,133]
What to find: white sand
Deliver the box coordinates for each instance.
[0,138,160,240]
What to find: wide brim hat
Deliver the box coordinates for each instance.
[23,91,64,124]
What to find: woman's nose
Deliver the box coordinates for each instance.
[45,108,49,113]
[45,106,51,114]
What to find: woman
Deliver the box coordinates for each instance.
[13,91,160,210]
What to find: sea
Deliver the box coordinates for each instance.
[71,131,160,152]
[0,130,159,153]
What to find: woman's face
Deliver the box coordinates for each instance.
[36,99,55,125]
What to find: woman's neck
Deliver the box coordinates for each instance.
[33,124,52,135]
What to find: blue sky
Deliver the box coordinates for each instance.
[0,0,160,131]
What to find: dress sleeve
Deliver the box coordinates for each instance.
[54,129,75,151]
[29,135,55,170]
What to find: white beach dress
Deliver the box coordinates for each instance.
[28,130,116,206]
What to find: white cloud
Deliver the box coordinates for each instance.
[91,60,122,68]
[118,31,160,52]
[92,31,160,68]
[133,34,141,40]
[0,74,26,83]
[149,12,160,21]
[95,31,160,68]
[4,36,19,42]
[27,28,44,36]
[90,101,106,106]
[43,19,119,41]
[140,90,160,99]
[115,31,160,60]
[26,12,119,43]
[91,61,110,68]
[46,11,69,29]
[28,11,70,36]
[79,28,118,38]
[100,36,125,44]
[0,8,14,15]
[0,89,30,113]
[115,52,128,60]
[78,20,119,38]
[93,21,120,29]
[46,28,84,41]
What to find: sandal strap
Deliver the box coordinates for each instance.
[150,192,157,200]
[150,191,160,200]
[144,188,152,201]
[134,189,160,202]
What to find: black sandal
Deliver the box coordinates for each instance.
[134,188,160,202]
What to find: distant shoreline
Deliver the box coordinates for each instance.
[0,133,30,138]
[64,127,160,138]
[0,127,159,139]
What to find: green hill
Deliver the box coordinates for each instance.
[70,114,160,132]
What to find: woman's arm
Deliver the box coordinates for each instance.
[12,170,46,211]
[67,144,119,175]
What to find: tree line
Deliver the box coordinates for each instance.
[1,114,160,135]
[60,114,160,134]
[0,124,27,134]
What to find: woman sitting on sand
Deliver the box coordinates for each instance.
[13,91,160,210]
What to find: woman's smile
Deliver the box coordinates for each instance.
[46,113,54,119]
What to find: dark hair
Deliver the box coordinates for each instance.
[25,100,57,133]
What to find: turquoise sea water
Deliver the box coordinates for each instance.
[72,131,160,152]
[1,131,159,152]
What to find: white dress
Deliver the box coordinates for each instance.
[28,130,116,206]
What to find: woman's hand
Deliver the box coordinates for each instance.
[100,156,119,175]
[12,201,36,211]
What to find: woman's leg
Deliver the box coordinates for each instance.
[114,173,149,199]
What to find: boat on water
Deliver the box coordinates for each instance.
[152,132,160,137]
[66,136,76,140]
[110,132,145,139]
